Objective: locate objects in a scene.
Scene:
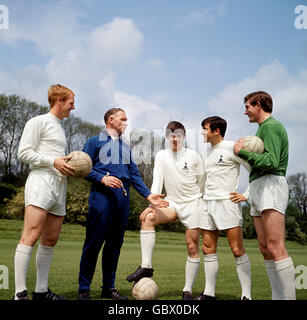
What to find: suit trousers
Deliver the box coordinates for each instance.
[78,185,130,290]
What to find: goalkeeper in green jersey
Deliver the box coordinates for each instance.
[233,91,296,300]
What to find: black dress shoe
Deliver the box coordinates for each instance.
[78,290,90,300]
[182,291,193,300]
[101,288,128,300]
[32,288,67,301]
[126,266,154,282]
[195,293,217,300]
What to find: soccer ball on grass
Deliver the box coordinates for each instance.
[132,277,158,300]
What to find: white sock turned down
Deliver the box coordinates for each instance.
[140,230,155,268]
[35,244,54,293]
[183,256,200,293]
[235,253,252,299]
[14,244,33,299]
[265,259,282,300]
[275,257,296,300]
[203,253,218,297]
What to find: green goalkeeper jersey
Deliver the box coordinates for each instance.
[238,116,289,183]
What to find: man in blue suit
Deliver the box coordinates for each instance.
[78,108,168,300]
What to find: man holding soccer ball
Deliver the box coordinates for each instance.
[196,116,252,300]
[126,121,205,300]
[233,91,296,300]
[14,84,76,300]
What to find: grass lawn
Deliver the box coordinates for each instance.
[0,219,306,300]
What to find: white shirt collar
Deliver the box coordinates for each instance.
[47,112,61,123]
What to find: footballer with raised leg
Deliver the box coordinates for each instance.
[126,121,205,300]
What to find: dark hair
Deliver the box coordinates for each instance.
[201,116,227,137]
[104,107,125,124]
[165,121,186,136]
[244,91,273,113]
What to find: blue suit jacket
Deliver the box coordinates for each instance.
[83,130,151,199]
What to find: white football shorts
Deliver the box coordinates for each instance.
[199,199,243,231]
[167,197,202,229]
[24,169,67,216]
[249,174,289,216]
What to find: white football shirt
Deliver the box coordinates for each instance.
[18,112,67,176]
[151,147,205,204]
[202,140,250,200]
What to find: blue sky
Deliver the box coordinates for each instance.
[0,0,306,181]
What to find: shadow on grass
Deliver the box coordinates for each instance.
[61,288,133,300]
[61,287,241,301]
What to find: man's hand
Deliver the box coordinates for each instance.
[54,156,75,176]
[101,175,123,188]
[140,207,157,222]
[233,138,244,155]
[229,192,247,203]
[146,193,169,208]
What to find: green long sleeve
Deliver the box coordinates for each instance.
[238,117,289,183]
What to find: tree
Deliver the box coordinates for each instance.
[285,203,307,244]
[288,172,307,215]
[287,172,307,236]
[63,115,103,153]
[242,203,257,239]
[130,129,166,187]
[0,94,48,179]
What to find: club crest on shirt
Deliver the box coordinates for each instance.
[183,162,189,170]
[217,154,224,164]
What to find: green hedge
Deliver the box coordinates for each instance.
[2,180,306,243]
[0,181,18,204]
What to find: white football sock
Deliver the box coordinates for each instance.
[275,257,296,300]
[140,230,155,268]
[203,253,218,297]
[14,244,33,299]
[35,244,54,293]
[235,253,252,299]
[183,256,200,293]
[265,259,282,300]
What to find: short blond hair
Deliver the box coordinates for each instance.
[48,84,75,108]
